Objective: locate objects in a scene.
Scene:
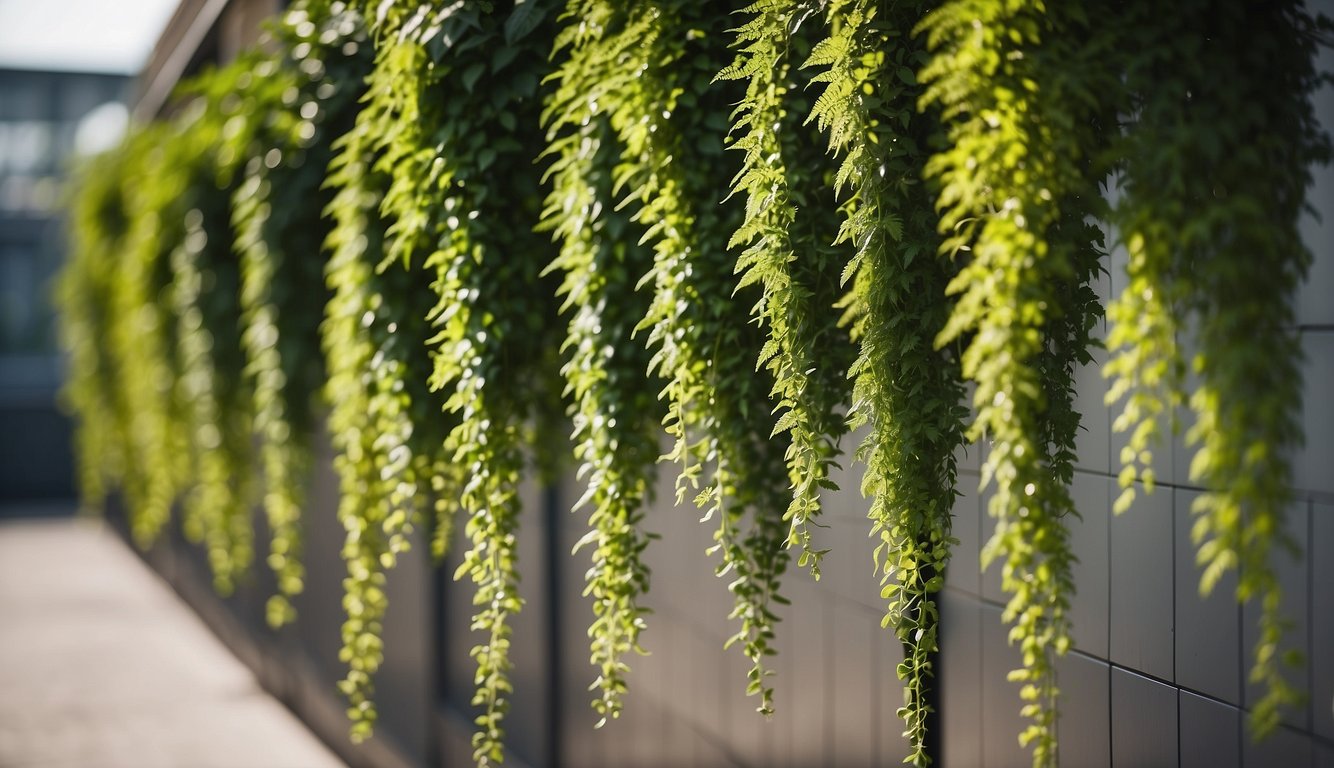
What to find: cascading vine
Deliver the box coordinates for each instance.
[802,1,966,762]
[560,0,793,714]
[107,126,195,548]
[229,1,373,626]
[1106,0,1331,737]
[718,0,853,582]
[919,3,1112,764]
[60,151,131,515]
[322,104,456,741]
[542,1,663,725]
[170,185,255,595]
[320,2,461,734]
[352,2,567,761]
[157,100,261,595]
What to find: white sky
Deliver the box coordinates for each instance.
[0,0,179,74]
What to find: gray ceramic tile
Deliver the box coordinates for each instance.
[1296,175,1334,328]
[696,733,743,768]
[1243,726,1312,768]
[613,692,663,768]
[1175,488,1242,704]
[939,593,982,768]
[691,628,731,750]
[1110,483,1174,681]
[378,530,432,764]
[831,602,877,768]
[640,462,695,623]
[981,604,1029,768]
[1313,503,1334,742]
[1296,44,1334,327]
[645,458,732,640]
[646,702,690,768]
[721,638,772,768]
[877,629,911,767]
[955,435,983,474]
[1111,668,1178,768]
[771,576,829,768]
[765,631,798,768]
[947,472,982,597]
[557,480,609,767]
[824,504,884,615]
[1180,691,1240,768]
[1056,652,1110,768]
[433,708,476,767]
[1070,474,1111,659]
[980,485,1005,605]
[1243,503,1310,730]
[505,484,552,764]
[294,435,357,683]
[1294,333,1334,496]
[814,430,867,606]
[634,610,670,712]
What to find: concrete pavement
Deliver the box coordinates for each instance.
[0,515,345,768]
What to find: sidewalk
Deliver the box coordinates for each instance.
[0,514,345,768]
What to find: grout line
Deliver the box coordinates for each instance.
[1308,498,1316,739]
[1171,485,1177,684]
[1107,475,1114,676]
[1108,652,1116,767]
[1064,465,1334,507]
[1177,680,1183,768]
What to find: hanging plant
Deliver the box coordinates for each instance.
[100,125,198,548]
[548,0,794,715]
[718,0,853,582]
[542,3,663,725]
[322,84,460,749]
[60,150,133,515]
[162,98,259,595]
[800,0,967,762]
[1105,0,1332,737]
[228,1,374,626]
[336,1,566,759]
[57,2,1333,764]
[918,3,1112,764]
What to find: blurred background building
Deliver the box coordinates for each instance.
[0,66,125,500]
[0,0,175,502]
[0,0,277,502]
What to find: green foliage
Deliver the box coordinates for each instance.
[59,151,132,513]
[803,1,966,762]
[168,131,256,594]
[322,38,459,749]
[542,0,663,725]
[719,0,852,583]
[1105,0,1332,737]
[582,0,794,715]
[56,1,1331,765]
[229,2,374,626]
[352,1,566,760]
[919,3,1111,763]
[99,125,195,548]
